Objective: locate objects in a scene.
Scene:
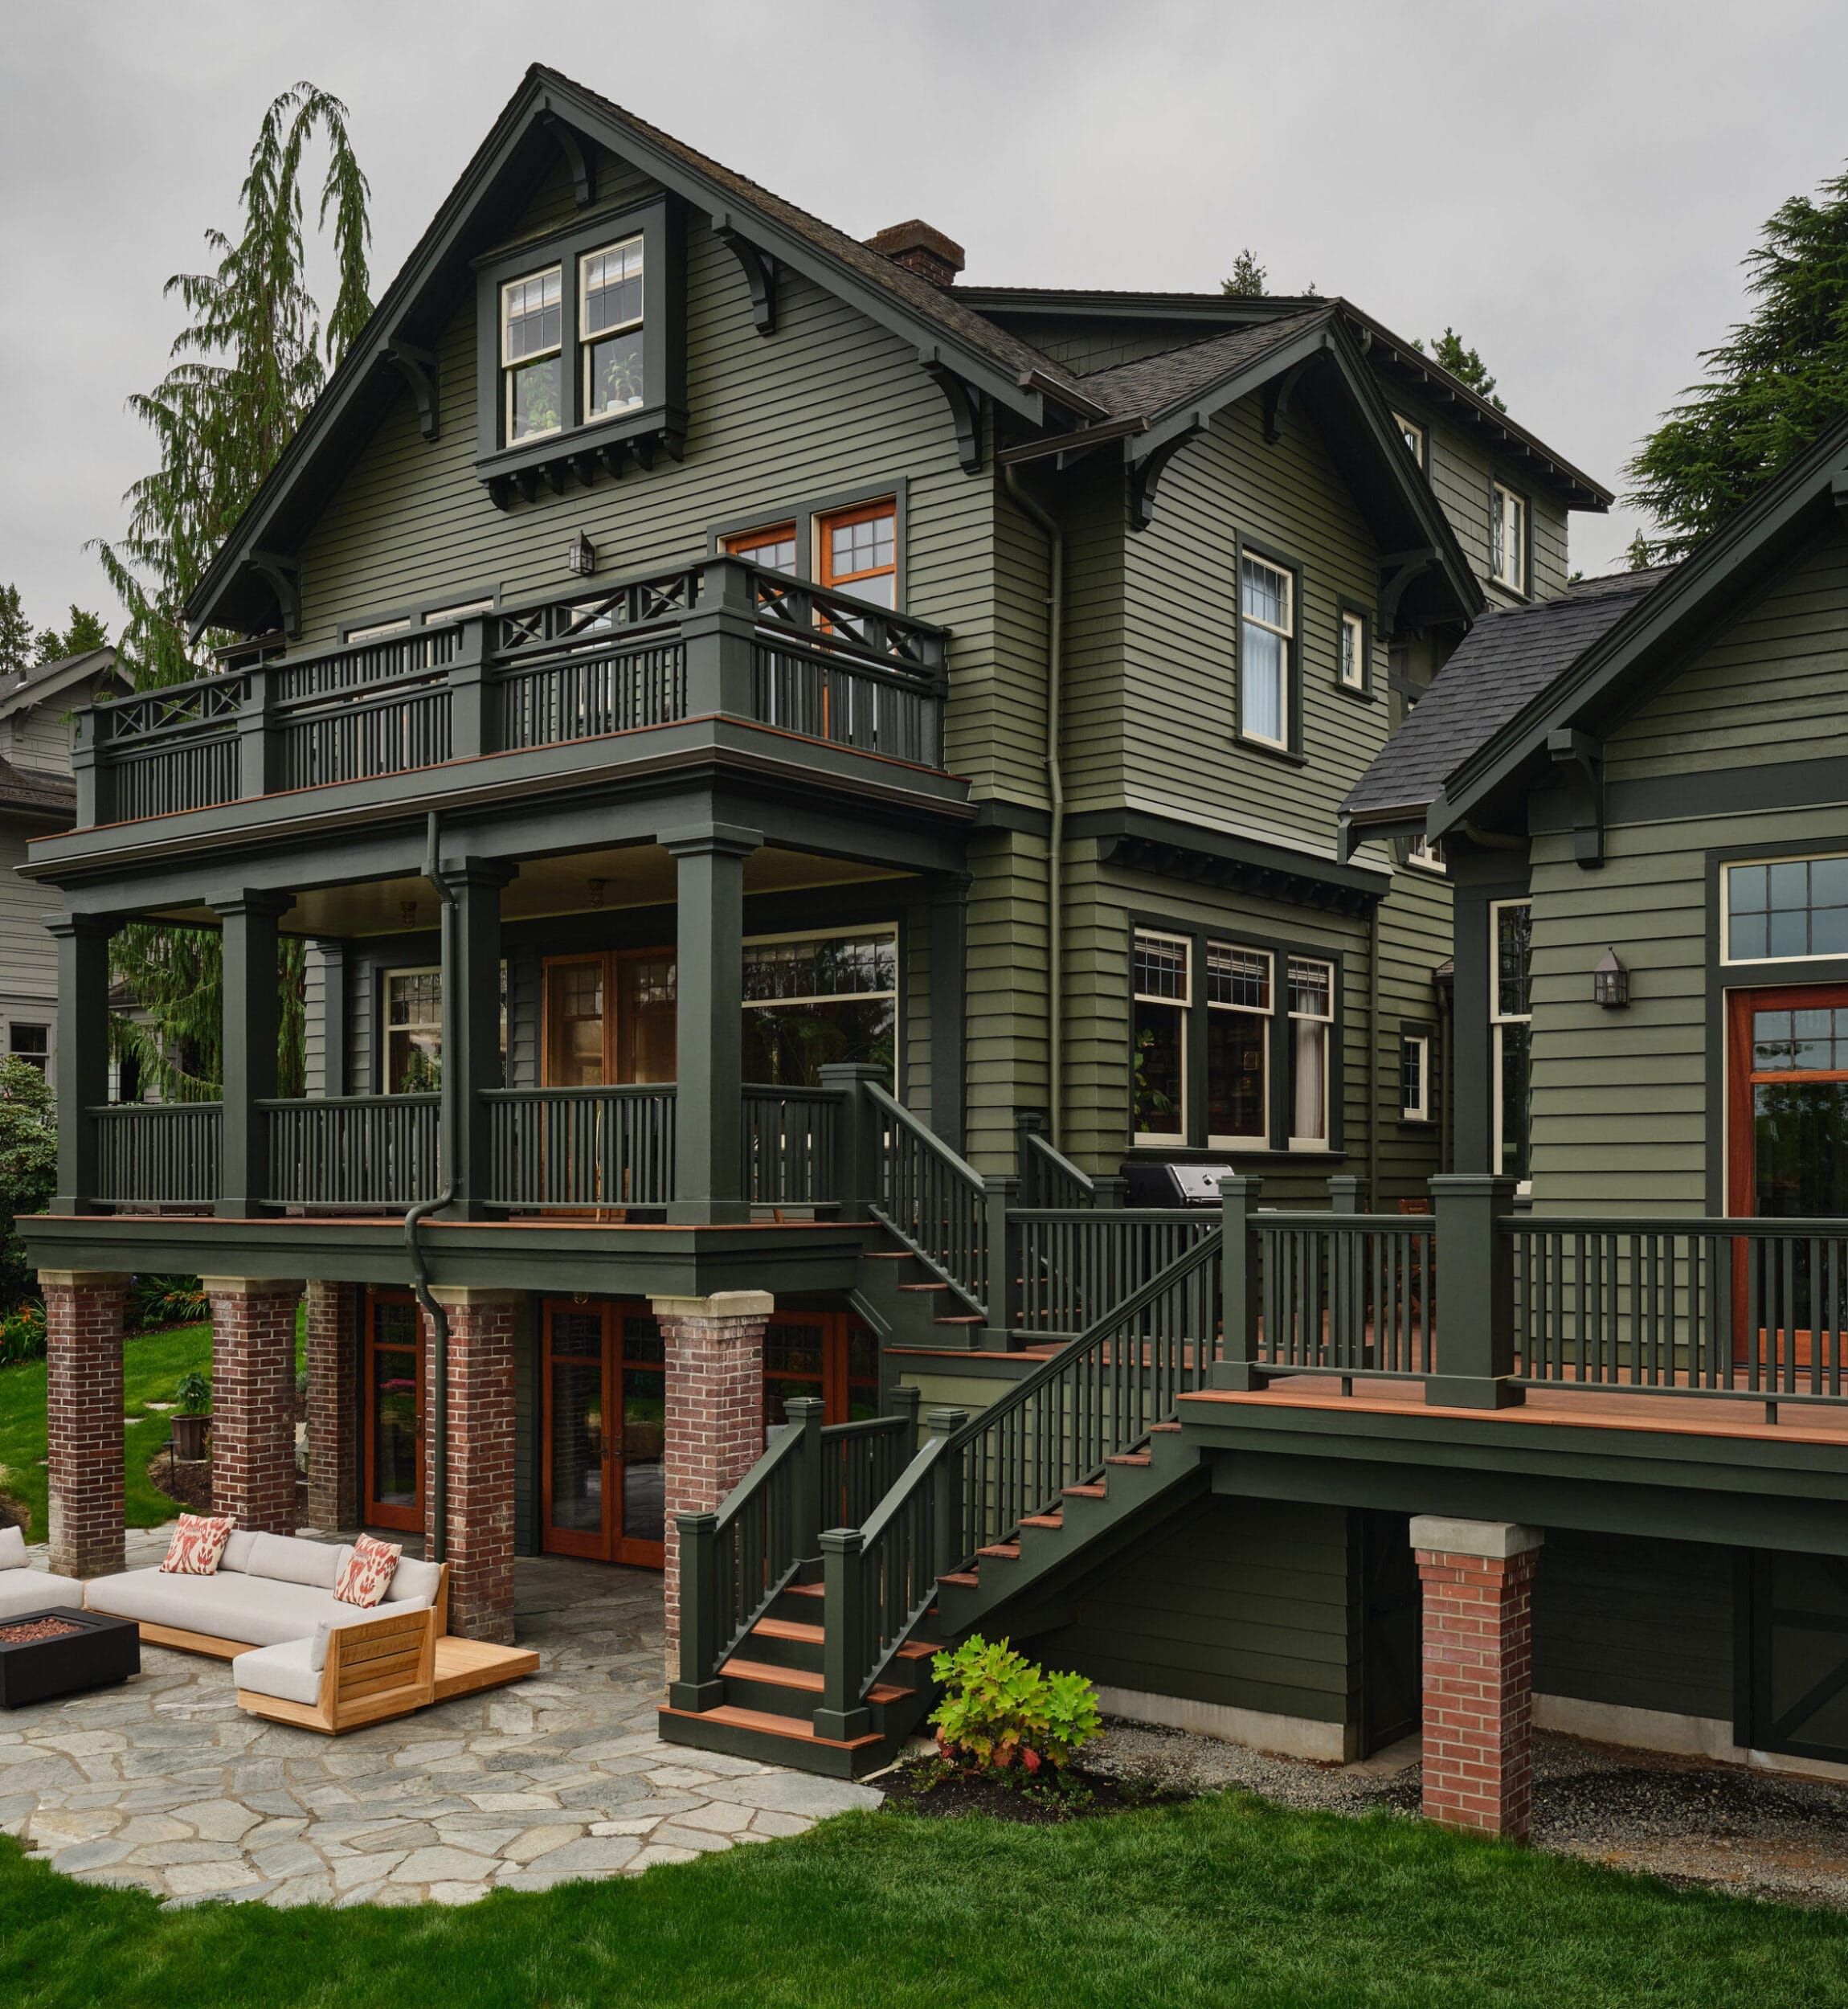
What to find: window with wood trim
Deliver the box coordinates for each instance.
[1205,943,1270,1147]
[580,236,645,420]
[1401,1032,1431,1122]
[1339,608,1368,692]
[1133,931,1189,1143]
[1287,956,1335,1149]
[1490,481,1527,593]
[723,522,798,575]
[818,498,897,608]
[501,266,563,444]
[1239,553,1293,748]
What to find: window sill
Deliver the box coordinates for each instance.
[1122,1144,1350,1165]
[1331,681,1376,704]
[477,401,687,507]
[1233,732,1308,767]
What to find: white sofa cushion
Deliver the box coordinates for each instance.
[84,1563,438,1647]
[385,1555,441,1606]
[0,1568,84,1620]
[246,1533,342,1590]
[221,1529,260,1573]
[0,1525,26,1570]
[231,1637,323,1708]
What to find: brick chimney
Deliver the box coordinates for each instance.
[865,220,965,288]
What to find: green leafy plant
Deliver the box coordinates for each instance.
[928,1635,1102,1775]
[173,1369,212,1416]
[0,1300,47,1369]
[127,1275,207,1333]
[0,1056,55,1312]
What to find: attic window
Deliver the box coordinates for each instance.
[1393,412,1425,467]
[502,268,563,442]
[581,237,644,420]
[1491,482,1528,594]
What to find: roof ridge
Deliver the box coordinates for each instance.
[1077,306,1330,386]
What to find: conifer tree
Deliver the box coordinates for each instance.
[1415,328,1506,411]
[1221,248,1266,297]
[0,587,30,680]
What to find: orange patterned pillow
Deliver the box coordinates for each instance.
[334,1533,403,1608]
[159,1513,235,1575]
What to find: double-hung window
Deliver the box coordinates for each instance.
[1393,412,1425,467]
[1339,608,1368,693]
[1491,900,1533,1180]
[501,268,563,444]
[1133,931,1189,1142]
[581,237,645,420]
[1490,482,1527,594]
[1205,944,1270,1146]
[1401,1033,1431,1122]
[1239,554,1293,747]
[820,499,897,608]
[7,1022,48,1078]
[1287,957,1335,1149]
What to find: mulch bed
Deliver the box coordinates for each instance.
[146,1451,212,1516]
[878,1756,1196,1826]
[0,1617,84,1644]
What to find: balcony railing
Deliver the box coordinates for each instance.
[263,1095,441,1210]
[90,1103,222,1210]
[71,557,951,828]
[484,1086,678,1211]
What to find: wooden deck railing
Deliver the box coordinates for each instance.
[483,1086,677,1211]
[261,1095,441,1209]
[742,1086,842,1207]
[1255,1211,1437,1382]
[89,1103,222,1209]
[1014,1209,1217,1342]
[867,1080,990,1315]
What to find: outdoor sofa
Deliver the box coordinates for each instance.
[0,1524,84,1618]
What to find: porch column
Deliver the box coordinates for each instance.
[426,1287,520,1643]
[304,1280,358,1532]
[1412,1516,1543,1842]
[445,859,513,1220]
[928,873,969,1154]
[653,1291,771,1669]
[662,823,761,1224]
[213,890,293,1217]
[307,939,348,1098]
[202,1277,304,1534]
[1425,1174,1521,1410]
[47,916,114,1214]
[42,1270,129,1578]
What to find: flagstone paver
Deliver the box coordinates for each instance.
[3,1526,880,1905]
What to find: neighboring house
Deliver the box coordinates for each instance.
[17,68,1698,1835]
[0,646,121,1085]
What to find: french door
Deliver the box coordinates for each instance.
[363,1288,423,1532]
[542,950,677,1086]
[762,1311,880,1428]
[541,1299,666,1567]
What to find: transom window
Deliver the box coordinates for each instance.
[1490,482,1527,593]
[742,930,897,1086]
[1239,554,1294,748]
[1287,957,1334,1149]
[725,522,798,574]
[1133,931,1189,1143]
[819,500,897,609]
[1339,609,1368,692]
[1491,900,1532,1182]
[580,237,645,420]
[501,267,563,443]
[1206,943,1270,1147]
[1393,412,1425,466]
[1726,856,1848,963]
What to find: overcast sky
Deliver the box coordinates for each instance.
[4,0,1846,635]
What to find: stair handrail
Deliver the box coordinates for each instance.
[1017,1120,1099,1209]
[863,1078,992,1316]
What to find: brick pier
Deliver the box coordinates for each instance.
[203,1278,304,1536]
[304,1280,358,1532]
[42,1270,129,1580]
[424,1288,520,1643]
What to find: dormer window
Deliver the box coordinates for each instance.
[1393,412,1425,467]
[581,237,644,419]
[1491,481,1528,594]
[501,268,562,442]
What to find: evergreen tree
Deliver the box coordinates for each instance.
[0,586,30,679]
[1626,164,1848,562]
[96,82,372,1102]
[33,606,111,664]
[1414,327,1506,411]
[1221,248,1266,297]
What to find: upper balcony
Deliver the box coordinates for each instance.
[58,555,956,854]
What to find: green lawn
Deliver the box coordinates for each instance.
[3,1794,1847,2008]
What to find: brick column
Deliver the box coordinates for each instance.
[424,1288,520,1644]
[1412,1516,1544,1842]
[203,1278,303,1535]
[304,1280,358,1532]
[653,1291,770,1664]
[42,1270,129,1579]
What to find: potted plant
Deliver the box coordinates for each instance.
[172,1371,211,1462]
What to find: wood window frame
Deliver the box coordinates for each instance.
[722,520,799,575]
[1233,534,1306,761]
[1335,601,1373,700]
[1490,479,1531,597]
[1724,980,1848,1217]
[538,1298,666,1569]
[1400,1029,1433,1124]
[1204,941,1272,1151]
[362,1287,423,1533]
[708,479,909,607]
[816,495,899,607]
[541,947,679,1087]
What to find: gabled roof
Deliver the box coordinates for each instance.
[1075,312,1330,419]
[0,645,119,723]
[1340,570,1670,831]
[0,756,76,823]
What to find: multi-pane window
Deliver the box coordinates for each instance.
[725,522,799,574]
[1205,943,1270,1145]
[1401,1033,1431,1122]
[580,238,645,420]
[1393,412,1425,466]
[742,931,897,1086]
[1287,957,1335,1148]
[1405,836,1446,873]
[1727,857,1848,963]
[1339,609,1368,692]
[1239,554,1293,747]
[501,267,563,442]
[6,1023,47,1077]
[1132,931,1189,1141]
[1492,900,1533,1181]
[1490,482,1527,593]
[819,500,897,608]
[386,969,444,1093]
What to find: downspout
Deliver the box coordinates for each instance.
[1004,467,1065,1148]
[403,810,458,1561]
[1367,898,1380,1205]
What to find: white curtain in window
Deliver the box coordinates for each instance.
[1293,1018,1327,1142]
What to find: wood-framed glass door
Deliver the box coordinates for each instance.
[542,950,677,1086]
[762,1311,879,1428]
[363,1288,423,1532]
[541,1299,665,1568]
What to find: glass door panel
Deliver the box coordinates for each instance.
[543,1306,611,1557]
[364,1292,423,1532]
[616,954,677,1084]
[545,958,607,1086]
[762,1312,881,1429]
[618,1311,665,1564]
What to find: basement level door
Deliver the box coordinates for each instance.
[363,1289,423,1532]
[1748,1550,1848,1765]
[542,1299,665,1569]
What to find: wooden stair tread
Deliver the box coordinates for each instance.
[894,1641,938,1660]
[1151,1422,1184,1433]
[899,1282,950,1292]
[657,1704,881,1751]
[937,1571,980,1588]
[782,1581,825,1600]
[722,1659,908,1705]
[976,1542,1020,1560]
[934,1315,984,1325]
[1107,1453,1151,1467]
[1062,1483,1107,1499]
[863,1250,917,1259]
[1020,1513,1064,1529]
[752,1617,824,1644]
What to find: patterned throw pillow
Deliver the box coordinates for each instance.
[159,1513,235,1576]
[334,1533,403,1609]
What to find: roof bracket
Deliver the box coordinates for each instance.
[1127,424,1203,532]
[384,342,440,442]
[921,356,984,474]
[1262,356,1314,444]
[1378,546,1439,633]
[247,551,301,640]
[1547,726,1604,869]
[712,216,778,334]
[1832,470,1848,528]
[541,111,597,208]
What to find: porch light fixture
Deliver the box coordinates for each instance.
[566,530,596,577]
[399,899,419,930]
[1593,947,1629,1009]
[587,878,606,909]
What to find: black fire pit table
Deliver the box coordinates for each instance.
[0,1609,140,1708]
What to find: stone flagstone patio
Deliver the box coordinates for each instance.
[0,1528,880,1905]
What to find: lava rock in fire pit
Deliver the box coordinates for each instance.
[0,1609,139,1708]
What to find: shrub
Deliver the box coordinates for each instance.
[929,1634,1102,1774]
[0,1299,47,1369]
[127,1275,207,1332]
[0,1056,55,1311]
[173,1369,212,1414]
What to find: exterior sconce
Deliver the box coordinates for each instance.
[566,530,596,577]
[1593,947,1629,1009]
[587,878,605,909]
[399,899,418,930]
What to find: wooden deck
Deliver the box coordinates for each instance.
[433,1635,542,1700]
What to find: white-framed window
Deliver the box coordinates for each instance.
[1287,956,1334,1150]
[1401,1032,1431,1122]
[6,1022,48,1078]
[1205,943,1272,1148]
[425,597,495,627]
[382,966,507,1093]
[580,237,645,422]
[1490,482,1527,593]
[1239,553,1293,748]
[1393,411,1425,467]
[1132,931,1189,1143]
[1491,899,1532,1182]
[1339,608,1368,692]
[501,266,563,444]
[345,618,414,644]
[1724,855,1848,963]
[1405,836,1447,873]
[742,927,898,1087]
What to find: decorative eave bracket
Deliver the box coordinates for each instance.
[247,550,302,640]
[540,111,597,208]
[919,351,985,474]
[385,342,440,442]
[1378,546,1439,635]
[711,214,778,335]
[1262,356,1316,445]
[1547,726,1604,869]
[1126,422,1204,532]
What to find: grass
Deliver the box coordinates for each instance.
[2,1794,1848,2008]
[0,1309,305,1541]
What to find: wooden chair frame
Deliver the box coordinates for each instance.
[236,1601,439,1735]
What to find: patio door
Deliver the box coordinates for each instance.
[762,1311,880,1428]
[363,1288,423,1532]
[542,951,677,1086]
[541,1299,665,1568]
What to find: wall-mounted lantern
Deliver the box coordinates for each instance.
[566,530,596,577]
[1593,947,1630,1009]
[399,899,418,931]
